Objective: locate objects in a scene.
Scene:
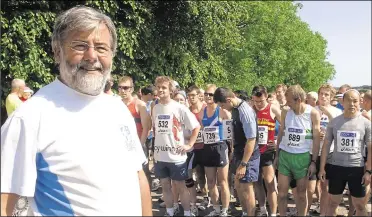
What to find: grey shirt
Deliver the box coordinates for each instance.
[326,113,371,167]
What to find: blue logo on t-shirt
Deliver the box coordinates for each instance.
[158,115,171,119]
[288,128,303,133]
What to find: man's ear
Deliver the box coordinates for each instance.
[53,47,61,64]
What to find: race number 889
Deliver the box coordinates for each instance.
[289,134,300,142]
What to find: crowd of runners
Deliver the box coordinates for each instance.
[1,5,371,217]
[110,77,371,217]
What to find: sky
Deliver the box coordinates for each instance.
[297,1,371,87]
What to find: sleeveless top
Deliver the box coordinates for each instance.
[202,106,224,144]
[256,104,276,154]
[279,104,313,154]
[127,98,143,140]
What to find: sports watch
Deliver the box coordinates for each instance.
[240,161,249,167]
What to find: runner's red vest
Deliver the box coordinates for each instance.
[127,99,143,139]
[191,105,205,150]
[256,104,276,154]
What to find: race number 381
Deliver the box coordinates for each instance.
[337,131,359,154]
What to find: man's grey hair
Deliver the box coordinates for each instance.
[51,6,117,61]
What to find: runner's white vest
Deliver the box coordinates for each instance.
[280,104,313,154]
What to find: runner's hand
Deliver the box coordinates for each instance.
[307,162,316,178]
[361,172,371,186]
[267,141,276,151]
[318,169,326,182]
[319,131,325,141]
[177,144,192,155]
[236,165,246,180]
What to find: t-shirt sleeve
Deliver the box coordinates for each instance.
[120,103,147,171]
[182,105,200,131]
[365,119,371,144]
[326,118,335,143]
[1,115,37,197]
[239,104,257,139]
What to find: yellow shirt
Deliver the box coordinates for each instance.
[5,93,22,116]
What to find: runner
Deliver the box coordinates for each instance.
[335,84,352,111]
[309,84,343,216]
[306,91,318,107]
[319,89,371,216]
[186,85,209,212]
[275,84,321,217]
[251,85,281,217]
[199,84,231,217]
[152,76,201,217]
[275,84,287,109]
[214,87,260,217]
[118,76,151,146]
[1,6,151,216]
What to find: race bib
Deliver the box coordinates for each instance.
[156,114,172,134]
[285,127,306,148]
[196,130,204,143]
[203,126,221,144]
[223,119,233,140]
[337,131,360,154]
[258,126,269,145]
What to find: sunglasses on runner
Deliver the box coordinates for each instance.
[204,93,214,97]
[118,86,132,90]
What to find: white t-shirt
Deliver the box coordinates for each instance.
[1,79,146,216]
[310,106,343,156]
[152,100,200,163]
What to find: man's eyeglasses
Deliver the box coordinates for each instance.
[204,93,214,97]
[118,86,132,90]
[69,41,111,57]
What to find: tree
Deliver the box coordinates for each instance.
[1,0,335,122]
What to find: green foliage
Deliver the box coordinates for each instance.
[1,0,335,116]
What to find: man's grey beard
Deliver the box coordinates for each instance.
[59,54,111,96]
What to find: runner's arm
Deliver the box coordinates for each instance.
[320,120,334,172]
[271,104,282,125]
[310,109,321,160]
[366,123,372,171]
[366,142,371,171]
[239,107,257,164]
[1,193,18,216]
[138,101,151,145]
[276,108,288,158]
[138,170,152,216]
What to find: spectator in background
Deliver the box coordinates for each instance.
[5,78,25,116]
[306,91,318,107]
[360,92,365,108]
[103,75,118,96]
[141,85,157,112]
[19,87,34,102]
[331,98,338,107]
[174,90,187,106]
[336,84,352,111]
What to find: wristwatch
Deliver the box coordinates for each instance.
[311,159,317,164]
[240,161,249,167]
[366,170,372,175]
